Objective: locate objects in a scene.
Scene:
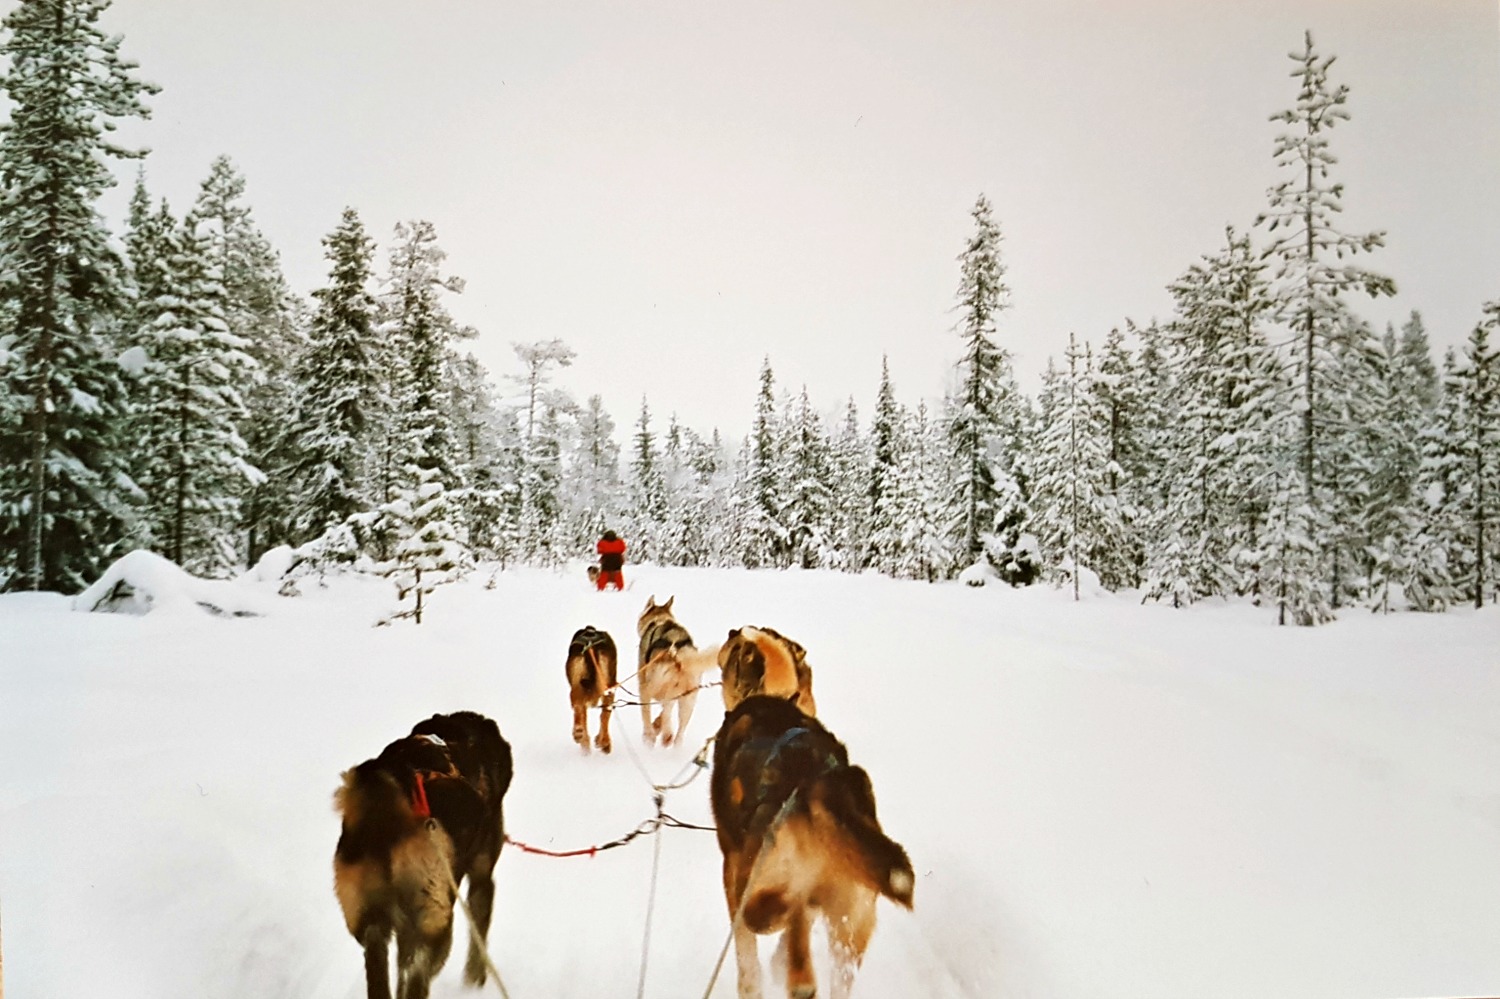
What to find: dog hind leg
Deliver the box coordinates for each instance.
[641,699,656,745]
[572,698,590,753]
[463,872,495,986]
[361,923,392,999]
[670,688,698,747]
[399,923,452,999]
[782,907,816,999]
[733,919,764,999]
[824,888,877,999]
[596,690,614,753]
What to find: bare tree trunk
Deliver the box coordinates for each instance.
[173,371,189,565]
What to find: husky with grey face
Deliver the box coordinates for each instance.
[636,595,719,747]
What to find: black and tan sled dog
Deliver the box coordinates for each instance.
[719,626,818,717]
[566,625,618,754]
[636,595,719,746]
[333,711,513,999]
[711,696,913,999]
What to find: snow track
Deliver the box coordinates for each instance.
[2,565,1498,998]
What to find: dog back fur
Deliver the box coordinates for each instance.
[567,626,618,753]
[567,625,617,700]
[719,626,817,717]
[333,711,513,999]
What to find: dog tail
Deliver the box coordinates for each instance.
[811,765,915,909]
[677,643,722,678]
[334,762,421,862]
[574,649,598,695]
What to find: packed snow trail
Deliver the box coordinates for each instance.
[1,565,1498,998]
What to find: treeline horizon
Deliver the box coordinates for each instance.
[1,5,1495,624]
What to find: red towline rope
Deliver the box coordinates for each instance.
[504,836,603,858]
[504,812,714,859]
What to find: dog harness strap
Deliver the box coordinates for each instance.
[412,772,432,818]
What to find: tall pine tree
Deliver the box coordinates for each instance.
[0,0,157,590]
[287,208,379,541]
[1257,31,1394,623]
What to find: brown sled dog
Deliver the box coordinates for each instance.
[719,626,817,717]
[711,696,913,999]
[567,625,617,753]
[636,595,719,747]
[333,711,513,999]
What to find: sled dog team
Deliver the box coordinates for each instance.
[334,595,913,999]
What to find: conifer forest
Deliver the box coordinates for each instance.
[1,3,1496,626]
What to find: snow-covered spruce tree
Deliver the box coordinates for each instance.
[891,400,957,582]
[1397,311,1439,410]
[743,357,788,568]
[119,193,176,549]
[286,208,379,543]
[507,337,576,560]
[828,396,869,571]
[629,395,667,562]
[1030,334,1121,599]
[1088,327,1145,588]
[1411,348,1468,609]
[679,426,734,567]
[0,0,158,591]
[1126,319,1178,515]
[189,156,303,562]
[562,392,622,555]
[948,194,1032,582]
[372,221,472,603]
[131,213,262,574]
[1361,322,1447,612]
[444,352,509,556]
[377,464,471,625]
[1256,31,1395,622]
[1319,317,1397,607]
[468,403,524,565]
[1260,463,1331,626]
[650,414,690,565]
[1146,227,1280,604]
[1450,308,1500,608]
[866,355,902,571]
[525,402,572,565]
[374,220,468,504]
[777,386,836,569]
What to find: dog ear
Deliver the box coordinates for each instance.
[664,596,674,612]
[726,627,741,640]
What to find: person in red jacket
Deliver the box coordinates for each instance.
[595,530,626,591]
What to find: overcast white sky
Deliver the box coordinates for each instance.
[85,0,1500,439]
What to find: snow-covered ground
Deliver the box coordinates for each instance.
[1,563,1498,999]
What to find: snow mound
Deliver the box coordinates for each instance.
[958,559,998,587]
[240,545,299,583]
[73,550,274,617]
[1054,558,1109,599]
